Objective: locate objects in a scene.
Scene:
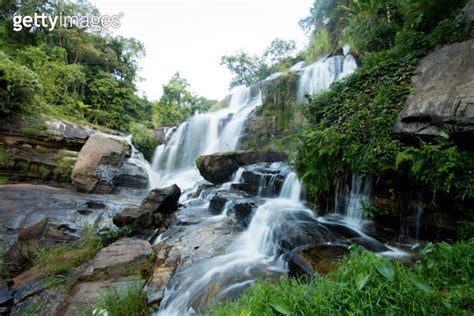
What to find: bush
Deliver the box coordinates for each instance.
[211,241,474,315]
[130,123,160,162]
[0,51,41,114]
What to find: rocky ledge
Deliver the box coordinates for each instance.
[195,150,288,184]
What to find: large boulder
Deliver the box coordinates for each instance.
[195,150,288,184]
[82,238,153,280]
[394,40,474,147]
[113,184,181,229]
[71,134,129,193]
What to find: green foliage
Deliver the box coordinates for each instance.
[396,141,474,200]
[95,277,149,316]
[0,176,8,184]
[220,53,271,88]
[0,51,42,115]
[0,0,154,132]
[34,227,102,275]
[130,123,160,162]
[296,49,415,199]
[296,1,471,203]
[96,226,134,246]
[305,28,332,62]
[152,73,215,127]
[212,241,474,315]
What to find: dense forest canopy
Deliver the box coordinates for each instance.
[0,0,214,134]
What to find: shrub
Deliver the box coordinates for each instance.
[130,123,160,162]
[0,51,41,115]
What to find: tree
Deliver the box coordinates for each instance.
[263,38,296,66]
[220,52,270,88]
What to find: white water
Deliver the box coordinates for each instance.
[334,174,373,230]
[123,135,160,189]
[297,54,357,101]
[157,168,310,316]
[151,86,262,190]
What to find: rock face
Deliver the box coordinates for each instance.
[82,238,152,279]
[195,150,288,184]
[286,244,349,278]
[113,184,181,229]
[394,40,474,147]
[461,0,474,35]
[71,134,130,193]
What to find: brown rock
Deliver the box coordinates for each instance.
[82,238,152,279]
[71,134,128,193]
[287,244,349,278]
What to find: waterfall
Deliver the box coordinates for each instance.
[157,169,315,316]
[297,54,357,101]
[333,174,373,230]
[151,86,262,189]
[122,135,160,189]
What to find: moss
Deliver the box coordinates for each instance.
[130,123,160,162]
[19,123,47,135]
[0,176,8,184]
[53,149,77,181]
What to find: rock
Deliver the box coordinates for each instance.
[195,150,288,184]
[59,277,139,315]
[286,244,349,278]
[460,0,474,35]
[209,193,230,215]
[394,40,474,147]
[227,202,255,227]
[114,161,149,188]
[349,237,389,252]
[113,207,153,229]
[71,134,129,193]
[113,184,181,229]
[4,218,79,275]
[82,238,152,280]
[140,184,181,216]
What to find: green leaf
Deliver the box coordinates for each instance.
[269,302,290,315]
[408,272,434,293]
[375,260,395,282]
[356,274,370,290]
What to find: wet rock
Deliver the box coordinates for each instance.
[71,134,129,193]
[286,244,349,278]
[209,195,228,215]
[195,150,288,184]
[4,218,79,275]
[227,202,256,227]
[349,237,389,252]
[59,277,139,315]
[460,0,474,35]
[394,40,474,147]
[114,161,149,189]
[82,238,153,280]
[113,184,181,229]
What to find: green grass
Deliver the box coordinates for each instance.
[211,241,474,316]
[34,227,103,275]
[94,277,149,316]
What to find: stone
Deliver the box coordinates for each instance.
[228,202,256,227]
[140,184,181,216]
[59,277,139,315]
[82,238,152,279]
[394,40,474,147]
[209,193,229,215]
[286,244,349,278]
[71,134,129,193]
[113,184,181,229]
[460,0,474,35]
[114,161,149,189]
[196,150,288,184]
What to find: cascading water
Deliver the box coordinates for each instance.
[333,174,373,231]
[151,86,262,190]
[156,166,319,316]
[297,54,357,101]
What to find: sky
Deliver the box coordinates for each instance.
[93,0,314,101]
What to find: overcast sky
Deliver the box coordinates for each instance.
[93,0,313,101]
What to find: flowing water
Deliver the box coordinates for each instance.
[151,86,262,190]
[145,55,411,315]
